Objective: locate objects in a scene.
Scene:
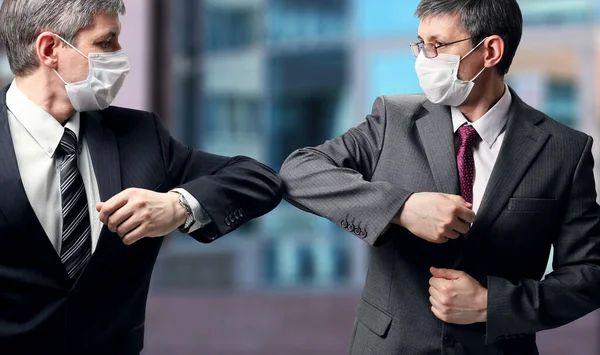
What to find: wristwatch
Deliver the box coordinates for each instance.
[176,192,195,234]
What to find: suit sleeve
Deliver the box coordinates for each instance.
[153,113,283,243]
[279,96,413,245]
[485,136,600,343]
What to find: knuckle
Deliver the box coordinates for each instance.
[440,296,451,306]
[435,227,446,238]
[449,205,458,214]
[134,199,146,209]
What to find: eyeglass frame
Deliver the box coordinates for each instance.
[410,37,474,59]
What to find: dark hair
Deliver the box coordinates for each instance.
[415,0,522,76]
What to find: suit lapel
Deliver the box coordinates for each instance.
[0,85,70,284]
[75,112,123,285]
[469,91,549,238]
[416,102,460,195]
[80,112,122,204]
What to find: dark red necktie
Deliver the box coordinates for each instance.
[456,125,480,205]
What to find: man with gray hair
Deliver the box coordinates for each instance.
[0,1,282,354]
[281,0,600,354]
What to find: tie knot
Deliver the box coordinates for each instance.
[59,128,78,155]
[457,125,480,147]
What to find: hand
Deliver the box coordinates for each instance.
[393,192,475,243]
[96,189,187,245]
[429,267,487,325]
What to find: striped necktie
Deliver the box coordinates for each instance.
[58,128,92,280]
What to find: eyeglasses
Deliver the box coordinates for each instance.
[410,37,473,59]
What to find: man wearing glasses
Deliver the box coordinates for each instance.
[280,0,600,354]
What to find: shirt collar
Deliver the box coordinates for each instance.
[451,85,512,148]
[6,80,81,158]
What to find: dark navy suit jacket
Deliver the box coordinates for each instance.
[0,85,282,355]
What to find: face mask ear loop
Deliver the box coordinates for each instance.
[460,37,488,61]
[470,66,487,83]
[53,69,69,85]
[457,37,488,82]
[53,33,89,59]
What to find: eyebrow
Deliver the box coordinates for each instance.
[97,29,119,40]
[417,34,448,43]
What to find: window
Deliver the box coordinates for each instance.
[544,79,577,128]
[267,0,346,44]
[203,95,261,141]
[204,6,261,52]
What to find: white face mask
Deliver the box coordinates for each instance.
[415,38,487,107]
[53,34,130,112]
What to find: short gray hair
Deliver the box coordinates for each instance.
[0,0,126,76]
[415,0,522,76]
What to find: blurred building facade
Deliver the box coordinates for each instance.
[152,0,366,292]
[0,0,597,290]
[148,0,600,291]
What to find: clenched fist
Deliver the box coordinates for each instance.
[429,267,487,324]
[96,188,187,245]
[393,192,475,243]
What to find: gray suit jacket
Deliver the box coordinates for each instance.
[280,88,600,355]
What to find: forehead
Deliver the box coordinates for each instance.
[417,13,467,41]
[79,12,122,37]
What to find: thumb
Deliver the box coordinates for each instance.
[96,202,104,212]
[430,267,462,280]
[444,194,472,208]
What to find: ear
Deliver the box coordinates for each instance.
[36,31,62,70]
[482,35,504,70]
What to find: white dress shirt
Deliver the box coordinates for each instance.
[6,81,207,255]
[451,85,512,214]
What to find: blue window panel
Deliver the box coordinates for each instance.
[267,2,346,45]
[367,50,421,109]
[355,0,420,36]
[543,79,578,128]
[519,0,592,25]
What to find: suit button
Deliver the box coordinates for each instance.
[341,220,348,228]
[239,209,244,217]
[360,230,367,238]
[234,211,240,219]
[225,217,231,226]
[443,335,455,347]
[354,228,361,236]
[348,224,354,232]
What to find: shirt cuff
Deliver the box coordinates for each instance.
[171,188,212,233]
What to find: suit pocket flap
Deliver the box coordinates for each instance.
[355,298,392,337]
[507,198,557,213]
